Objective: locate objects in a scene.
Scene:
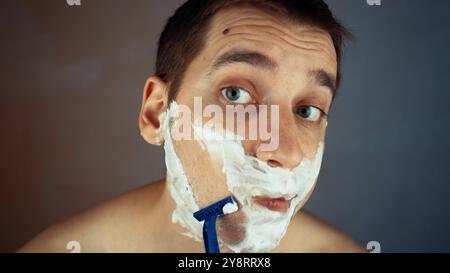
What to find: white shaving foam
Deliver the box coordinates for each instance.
[162,101,324,253]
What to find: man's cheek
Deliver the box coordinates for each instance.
[173,139,231,208]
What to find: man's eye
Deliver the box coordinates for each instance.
[295,106,323,121]
[221,86,252,104]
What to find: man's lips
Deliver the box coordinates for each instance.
[253,196,294,213]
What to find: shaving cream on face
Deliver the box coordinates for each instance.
[161,110,203,242]
[162,101,324,252]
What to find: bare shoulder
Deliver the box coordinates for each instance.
[17,181,163,253]
[280,211,366,253]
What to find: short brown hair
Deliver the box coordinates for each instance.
[156,0,351,101]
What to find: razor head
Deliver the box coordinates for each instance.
[193,196,236,222]
[193,196,238,253]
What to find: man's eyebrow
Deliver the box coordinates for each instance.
[207,49,278,77]
[207,49,336,97]
[309,69,337,97]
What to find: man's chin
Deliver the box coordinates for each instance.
[216,210,247,245]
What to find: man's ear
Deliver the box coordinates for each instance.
[139,76,169,145]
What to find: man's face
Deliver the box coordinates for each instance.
[166,7,337,250]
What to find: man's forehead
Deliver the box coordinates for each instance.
[208,6,335,47]
[203,7,338,72]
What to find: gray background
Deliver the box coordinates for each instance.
[1,0,449,252]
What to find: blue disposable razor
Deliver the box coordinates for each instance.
[193,196,236,253]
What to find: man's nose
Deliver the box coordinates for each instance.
[256,108,303,169]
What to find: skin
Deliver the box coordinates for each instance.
[18,7,365,253]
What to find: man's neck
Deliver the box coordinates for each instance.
[150,178,205,252]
